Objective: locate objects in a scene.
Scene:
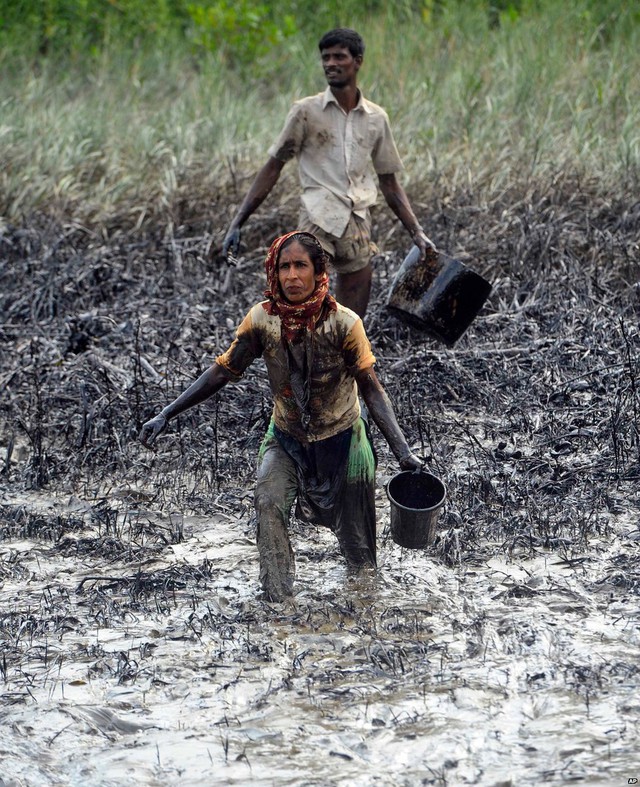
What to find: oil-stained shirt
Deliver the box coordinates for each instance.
[215,302,376,443]
[267,87,404,238]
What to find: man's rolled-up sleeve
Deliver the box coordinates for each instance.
[371,112,404,175]
[268,104,305,163]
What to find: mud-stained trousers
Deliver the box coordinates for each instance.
[254,417,377,601]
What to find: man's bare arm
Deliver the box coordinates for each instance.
[378,172,435,259]
[220,157,286,258]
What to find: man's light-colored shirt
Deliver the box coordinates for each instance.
[267,88,403,238]
[215,302,376,443]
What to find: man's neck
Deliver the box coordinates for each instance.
[330,85,360,113]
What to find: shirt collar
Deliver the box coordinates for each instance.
[322,86,370,113]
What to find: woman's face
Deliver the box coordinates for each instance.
[277,241,322,303]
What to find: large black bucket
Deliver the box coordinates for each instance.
[386,470,446,549]
[386,246,492,347]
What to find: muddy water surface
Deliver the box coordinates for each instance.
[1,484,638,787]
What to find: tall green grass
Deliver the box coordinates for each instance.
[1,1,638,228]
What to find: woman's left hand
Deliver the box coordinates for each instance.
[399,452,423,471]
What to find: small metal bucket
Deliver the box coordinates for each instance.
[386,246,492,347]
[386,470,446,549]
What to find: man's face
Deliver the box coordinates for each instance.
[321,45,362,89]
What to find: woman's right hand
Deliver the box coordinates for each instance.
[139,413,168,448]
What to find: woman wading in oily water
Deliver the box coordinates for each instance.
[139,231,422,601]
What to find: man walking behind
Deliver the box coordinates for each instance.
[220,28,434,318]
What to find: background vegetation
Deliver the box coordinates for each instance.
[1,0,638,234]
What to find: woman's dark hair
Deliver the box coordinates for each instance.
[279,233,328,274]
[318,28,365,58]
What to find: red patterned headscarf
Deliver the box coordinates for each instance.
[262,231,337,342]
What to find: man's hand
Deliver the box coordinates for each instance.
[216,157,284,263]
[139,414,168,448]
[221,227,241,260]
[399,452,423,471]
[411,227,437,261]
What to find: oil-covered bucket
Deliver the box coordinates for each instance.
[386,246,492,347]
[386,470,446,549]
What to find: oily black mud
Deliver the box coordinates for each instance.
[0,174,639,784]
